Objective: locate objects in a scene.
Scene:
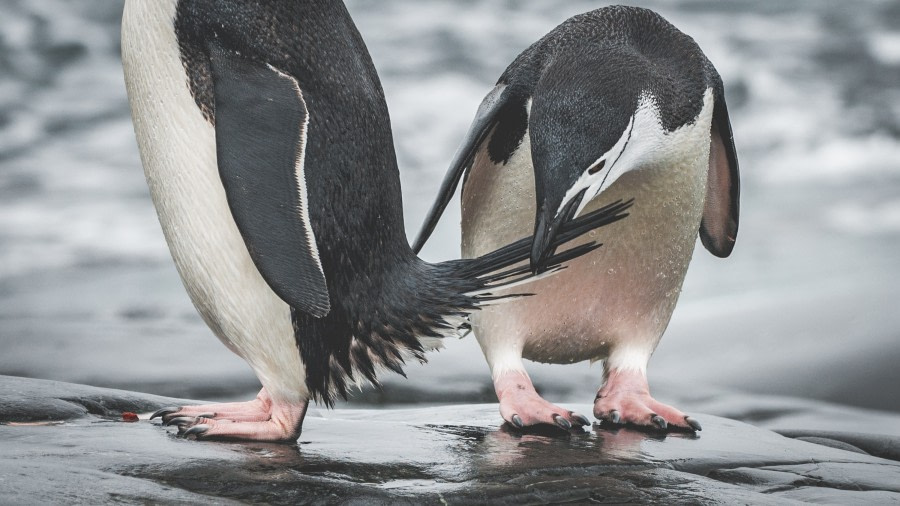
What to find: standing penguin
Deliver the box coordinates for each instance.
[414,6,739,431]
[121,0,627,442]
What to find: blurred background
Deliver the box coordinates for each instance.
[1,0,898,419]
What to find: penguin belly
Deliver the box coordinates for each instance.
[461,132,709,369]
[122,0,306,403]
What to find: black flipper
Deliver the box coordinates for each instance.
[699,87,740,258]
[411,84,509,253]
[208,43,330,317]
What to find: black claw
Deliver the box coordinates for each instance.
[553,415,571,430]
[609,410,622,424]
[511,414,524,428]
[685,416,702,431]
[161,413,183,423]
[163,416,195,427]
[572,413,591,426]
[651,414,668,430]
[182,424,209,438]
[150,407,180,420]
[196,413,215,420]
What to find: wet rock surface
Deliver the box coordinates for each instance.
[2,376,900,504]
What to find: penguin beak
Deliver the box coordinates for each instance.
[530,189,587,273]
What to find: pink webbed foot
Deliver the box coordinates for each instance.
[495,371,591,430]
[593,369,701,432]
[150,388,308,442]
[151,389,273,425]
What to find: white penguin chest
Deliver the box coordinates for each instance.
[461,124,710,364]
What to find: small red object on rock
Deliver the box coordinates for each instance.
[122,412,139,422]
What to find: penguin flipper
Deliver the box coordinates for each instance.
[700,90,740,258]
[208,43,330,317]
[411,84,509,253]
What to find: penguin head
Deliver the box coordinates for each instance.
[528,57,662,272]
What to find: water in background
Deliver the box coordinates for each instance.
[1,1,898,411]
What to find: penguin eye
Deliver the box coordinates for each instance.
[588,159,606,175]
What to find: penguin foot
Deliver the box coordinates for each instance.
[174,399,309,443]
[153,388,276,425]
[494,371,590,430]
[155,388,309,442]
[593,369,699,432]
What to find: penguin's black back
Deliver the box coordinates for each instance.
[175,0,409,256]
[174,1,429,401]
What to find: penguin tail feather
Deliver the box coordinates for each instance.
[450,198,633,296]
[415,197,632,336]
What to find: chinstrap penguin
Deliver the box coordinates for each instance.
[121,0,628,441]
[414,6,740,431]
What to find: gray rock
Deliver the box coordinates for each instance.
[1,375,899,504]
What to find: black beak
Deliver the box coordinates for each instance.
[530,189,586,273]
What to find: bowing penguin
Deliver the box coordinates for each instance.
[121,0,627,441]
[414,6,740,431]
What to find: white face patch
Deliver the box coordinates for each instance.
[559,112,636,218]
[555,89,715,219]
